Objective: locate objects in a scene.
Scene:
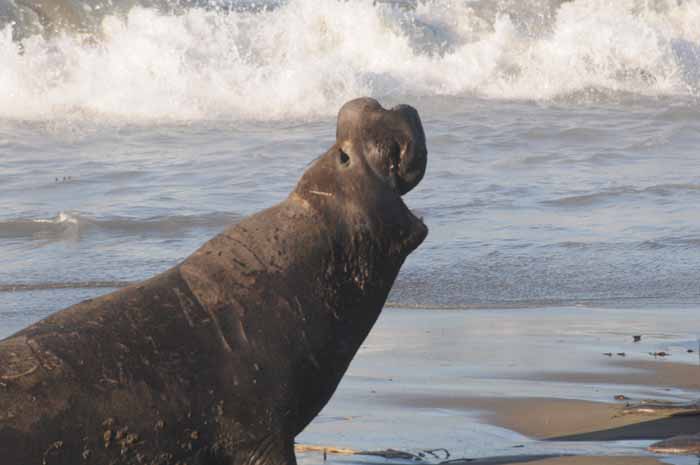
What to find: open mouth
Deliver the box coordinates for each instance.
[407,205,428,249]
[387,139,426,198]
[387,141,427,251]
[396,188,428,252]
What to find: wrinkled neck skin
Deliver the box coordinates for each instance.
[295,141,427,262]
[290,142,426,331]
[180,142,426,437]
[289,143,428,431]
[294,148,413,310]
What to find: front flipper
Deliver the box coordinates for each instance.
[195,435,296,465]
[241,435,296,465]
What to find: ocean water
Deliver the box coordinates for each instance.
[1,0,700,335]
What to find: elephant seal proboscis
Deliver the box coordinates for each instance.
[0,97,428,465]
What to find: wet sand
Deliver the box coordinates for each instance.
[396,360,700,441]
[400,394,699,441]
[533,360,700,392]
[298,307,700,465]
[465,457,666,465]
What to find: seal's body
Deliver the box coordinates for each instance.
[0,98,428,465]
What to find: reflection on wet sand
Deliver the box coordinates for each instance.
[298,307,700,465]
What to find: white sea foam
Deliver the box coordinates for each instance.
[0,211,236,238]
[0,0,698,121]
[0,211,83,239]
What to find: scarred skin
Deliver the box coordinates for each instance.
[0,98,428,465]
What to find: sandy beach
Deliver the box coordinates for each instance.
[297,306,700,465]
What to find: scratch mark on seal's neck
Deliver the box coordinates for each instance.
[309,190,334,197]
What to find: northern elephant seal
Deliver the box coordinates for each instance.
[0,97,428,465]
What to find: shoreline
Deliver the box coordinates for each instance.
[388,359,700,440]
[529,360,700,392]
[298,307,700,465]
[302,361,700,465]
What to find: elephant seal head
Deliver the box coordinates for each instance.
[293,97,428,256]
[336,97,427,195]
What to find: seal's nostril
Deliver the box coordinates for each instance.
[388,141,401,172]
[339,149,350,165]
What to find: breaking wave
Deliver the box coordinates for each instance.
[0,281,133,292]
[0,211,237,239]
[0,0,699,121]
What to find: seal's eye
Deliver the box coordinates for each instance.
[339,149,350,165]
